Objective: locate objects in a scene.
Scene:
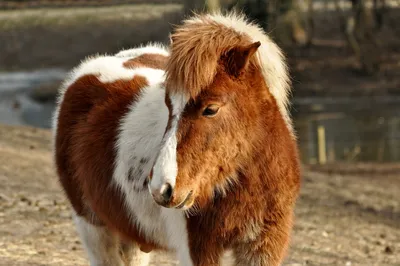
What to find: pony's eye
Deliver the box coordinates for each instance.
[202,104,220,117]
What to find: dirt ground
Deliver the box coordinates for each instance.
[0,124,399,266]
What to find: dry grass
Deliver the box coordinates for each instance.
[0,4,180,29]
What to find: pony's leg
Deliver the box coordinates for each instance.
[120,241,151,266]
[233,214,293,266]
[73,213,124,266]
[233,242,276,266]
[187,242,224,266]
[232,231,291,266]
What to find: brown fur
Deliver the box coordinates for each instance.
[55,70,162,252]
[163,15,301,265]
[166,16,260,99]
[123,53,168,70]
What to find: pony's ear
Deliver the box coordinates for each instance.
[223,41,261,77]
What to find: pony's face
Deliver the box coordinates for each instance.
[150,42,267,210]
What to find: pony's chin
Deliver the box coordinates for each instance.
[180,199,195,211]
[174,190,194,210]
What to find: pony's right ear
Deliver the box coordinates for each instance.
[223,41,261,77]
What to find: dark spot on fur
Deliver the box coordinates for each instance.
[170,114,178,125]
[133,186,143,192]
[143,177,149,188]
[128,167,134,181]
[212,188,223,205]
[140,158,149,164]
[138,168,144,177]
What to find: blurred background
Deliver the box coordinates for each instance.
[0,1,399,265]
[1,0,400,164]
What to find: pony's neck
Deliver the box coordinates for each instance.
[243,99,297,187]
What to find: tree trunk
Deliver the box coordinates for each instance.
[206,0,221,12]
[183,0,221,14]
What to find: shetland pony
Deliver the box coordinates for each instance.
[53,13,300,266]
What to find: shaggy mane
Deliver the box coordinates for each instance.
[166,12,293,132]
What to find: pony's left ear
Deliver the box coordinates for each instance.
[223,41,261,77]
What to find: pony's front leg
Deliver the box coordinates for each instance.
[120,241,151,266]
[73,213,124,266]
[188,241,224,266]
[233,210,294,266]
[234,242,279,266]
[233,227,291,266]
[163,209,223,266]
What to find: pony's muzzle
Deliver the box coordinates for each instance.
[150,182,194,209]
[151,183,173,207]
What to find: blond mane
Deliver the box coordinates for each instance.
[166,12,293,133]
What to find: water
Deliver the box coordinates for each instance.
[293,98,400,163]
[1,69,399,163]
[0,69,65,128]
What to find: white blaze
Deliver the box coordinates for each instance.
[151,93,188,190]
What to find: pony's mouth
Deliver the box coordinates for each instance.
[175,190,193,209]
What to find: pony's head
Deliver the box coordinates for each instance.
[149,13,292,211]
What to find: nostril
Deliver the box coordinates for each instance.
[161,183,173,203]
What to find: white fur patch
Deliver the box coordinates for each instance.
[162,208,194,266]
[73,212,124,266]
[113,82,170,247]
[115,42,169,58]
[136,91,193,264]
[73,211,153,266]
[64,58,164,87]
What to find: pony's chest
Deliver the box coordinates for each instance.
[113,86,171,247]
[188,197,264,245]
[125,190,170,247]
